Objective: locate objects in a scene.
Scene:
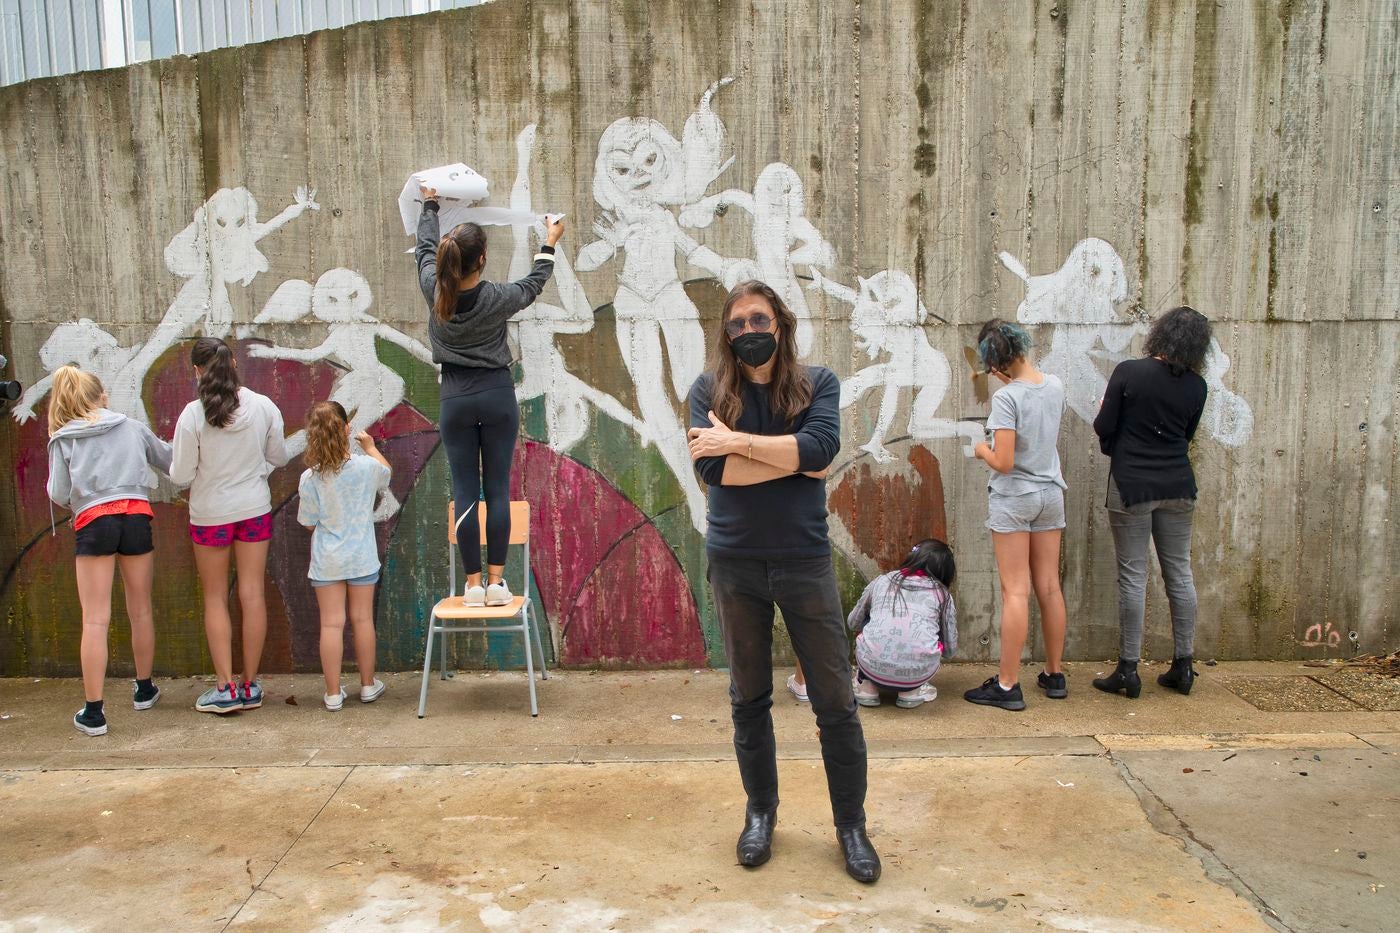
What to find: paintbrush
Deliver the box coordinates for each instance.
[963,346,990,404]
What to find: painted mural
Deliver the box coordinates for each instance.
[0,77,1258,676]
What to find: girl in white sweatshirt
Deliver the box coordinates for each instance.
[170,337,289,714]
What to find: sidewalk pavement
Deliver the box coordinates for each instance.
[1,661,1396,931]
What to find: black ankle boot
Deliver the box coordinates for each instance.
[837,826,881,883]
[736,806,776,867]
[1092,660,1141,698]
[1158,656,1197,695]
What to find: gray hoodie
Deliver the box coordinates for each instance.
[47,410,173,519]
[846,571,959,689]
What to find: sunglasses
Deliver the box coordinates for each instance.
[724,313,774,338]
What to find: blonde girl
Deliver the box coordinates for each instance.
[45,366,172,735]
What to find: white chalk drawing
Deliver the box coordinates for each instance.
[999,239,1136,424]
[12,319,147,425]
[811,269,983,463]
[246,268,435,519]
[1202,338,1253,448]
[507,125,644,453]
[576,78,743,533]
[999,239,1255,447]
[680,163,836,358]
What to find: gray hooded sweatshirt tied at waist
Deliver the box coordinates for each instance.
[47,410,174,518]
[845,571,959,689]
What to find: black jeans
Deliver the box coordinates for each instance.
[707,553,868,829]
[440,386,520,573]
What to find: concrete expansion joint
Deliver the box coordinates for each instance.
[1109,754,1295,933]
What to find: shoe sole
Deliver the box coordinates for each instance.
[194,703,241,714]
[133,691,161,711]
[964,696,1027,711]
[73,719,107,736]
[360,685,386,703]
[895,697,930,709]
[241,699,263,710]
[786,691,809,703]
[737,849,772,868]
[1042,688,1068,699]
[485,598,511,607]
[462,600,486,608]
[855,695,881,707]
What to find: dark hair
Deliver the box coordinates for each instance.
[1143,305,1212,375]
[710,280,811,428]
[191,336,241,428]
[888,537,956,625]
[433,223,488,322]
[976,318,1033,374]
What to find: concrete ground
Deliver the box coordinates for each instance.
[1,661,1396,932]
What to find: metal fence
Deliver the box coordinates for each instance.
[0,0,488,85]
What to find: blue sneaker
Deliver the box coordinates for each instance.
[195,682,241,714]
[240,680,264,710]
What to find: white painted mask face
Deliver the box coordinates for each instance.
[754,165,803,217]
[203,190,269,285]
[607,140,667,202]
[311,269,373,323]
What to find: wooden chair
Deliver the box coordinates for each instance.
[417,500,548,717]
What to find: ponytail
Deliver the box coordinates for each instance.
[976,318,1033,374]
[47,365,104,436]
[433,223,488,322]
[191,336,241,428]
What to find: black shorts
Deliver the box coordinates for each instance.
[74,514,154,557]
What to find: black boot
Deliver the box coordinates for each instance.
[837,826,881,883]
[736,806,776,867]
[1158,656,1197,695]
[1092,660,1141,698]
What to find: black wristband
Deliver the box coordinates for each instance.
[540,244,556,254]
[423,199,440,212]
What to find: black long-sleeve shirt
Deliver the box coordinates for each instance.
[415,201,555,395]
[689,366,841,559]
[1093,358,1208,506]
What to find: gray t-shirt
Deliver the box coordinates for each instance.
[985,374,1068,497]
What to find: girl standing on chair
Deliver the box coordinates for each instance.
[415,184,564,607]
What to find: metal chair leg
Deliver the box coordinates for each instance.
[418,617,436,718]
[439,619,449,680]
[528,602,549,680]
[521,610,539,717]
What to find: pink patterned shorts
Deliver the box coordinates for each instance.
[189,513,273,547]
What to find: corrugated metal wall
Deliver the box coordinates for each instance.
[0,0,487,85]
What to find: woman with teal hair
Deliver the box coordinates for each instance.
[964,319,1069,711]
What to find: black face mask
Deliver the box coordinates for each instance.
[731,332,777,367]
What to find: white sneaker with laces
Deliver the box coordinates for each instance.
[360,679,386,703]
[485,580,512,607]
[324,687,347,711]
[463,584,486,608]
[896,682,937,709]
[853,678,882,708]
[785,673,809,703]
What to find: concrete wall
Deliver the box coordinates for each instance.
[1,0,1396,676]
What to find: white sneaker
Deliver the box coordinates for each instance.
[324,687,347,711]
[360,679,386,704]
[785,673,809,703]
[854,678,882,708]
[896,683,937,709]
[463,584,486,608]
[485,580,512,607]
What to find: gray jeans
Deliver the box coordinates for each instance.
[1106,477,1197,662]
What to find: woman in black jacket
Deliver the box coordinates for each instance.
[1091,307,1212,698]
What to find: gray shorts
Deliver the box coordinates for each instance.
[987,486,1066,534]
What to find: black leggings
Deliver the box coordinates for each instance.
[439,386,520,574]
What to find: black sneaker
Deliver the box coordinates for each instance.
[1037,671,1068,699]
[73,707,108,736]
[133,681,161,710]
[963,676,1026,711]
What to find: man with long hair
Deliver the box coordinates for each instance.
[686,280,879,883]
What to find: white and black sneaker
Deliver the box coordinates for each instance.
[132,681,161,710]
[73,707,107,736]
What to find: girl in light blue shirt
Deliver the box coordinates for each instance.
[298,401,391,711]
